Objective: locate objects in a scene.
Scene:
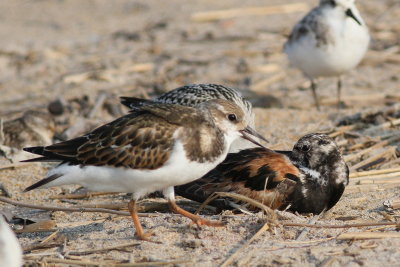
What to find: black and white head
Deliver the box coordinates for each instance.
[287,133,349,213]
[291,133,349,186]
[320,0,364,26]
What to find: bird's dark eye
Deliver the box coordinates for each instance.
[228,114,237,121]
[300,144,310,152]
[295,144,310,152]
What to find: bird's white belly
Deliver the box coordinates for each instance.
[44,140,228,199]
[287,21,369,78]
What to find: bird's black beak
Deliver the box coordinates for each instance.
[239,127,269,148]
[345,9,362,26]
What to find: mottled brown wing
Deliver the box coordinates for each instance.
[25,106,190,169]
[23,103,211,169]
[75,112,177,169]
[176,147,301,210]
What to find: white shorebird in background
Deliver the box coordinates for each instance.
[284,0,370,110]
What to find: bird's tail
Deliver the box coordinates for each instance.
[23,173,63,192]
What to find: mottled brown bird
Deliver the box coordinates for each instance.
[22,99,267,241]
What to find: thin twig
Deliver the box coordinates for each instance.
[350,146,396,171]
[250,72,285,93]
[337,231,400,240]
[344,135,400,162]
[15,220,57,233]
[0,162,35,170]
[220,223,270,267]
[345,183,400,194]
[350,167,400,178]
[329,125,356,138]
[191,3,309,22]
[41,258,115,266]
[66,242,140,256]
[115,260,191,267]
[197,192,277,223]
[352,176,400,185]
[276,236,336,245]
[49,192,119,199]
[80,202,127,210]
[0,196,149,217]
[364,118,400,134]
[40,258,190,266]
[88,92,107,119]
[296,211,324,240]
[23,242,63,253]
[366,225,396,232]
[321,93,392,106]
[40,230,60,244]
[319,256,337,267]
[351,171,400,181]
[282,221,398,228]
[384,199,400,210]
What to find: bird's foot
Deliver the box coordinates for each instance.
[135,230,160,243]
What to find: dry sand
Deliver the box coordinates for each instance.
[0,0,399,266]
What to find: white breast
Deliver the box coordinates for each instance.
[42,138,230,200]
[286,7,369,78]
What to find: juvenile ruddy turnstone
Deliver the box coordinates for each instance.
[284,0,369,109]
[176,133,349,214]
[0,216,23,267]
[120,84,255,152]
[22,100,267,241]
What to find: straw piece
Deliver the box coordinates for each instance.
[344,134,400,162]
[66,242,140,256]
[364,118,400,134]
[220,223,270,267]
[250,72,285,93]
[350,146,396,171]
[337,232,400,240]
[350,167,400,178]
[191,3,309,22]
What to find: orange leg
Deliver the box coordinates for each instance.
[128,200,154,241]
[168,200,224,227]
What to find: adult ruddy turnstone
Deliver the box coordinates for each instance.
[176,133,349,214]
[22,99,267,241]
[284,0,369,109]
[120,84,255,152]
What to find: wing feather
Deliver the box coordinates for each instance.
[23,104,202,170]
[176,147,301,210]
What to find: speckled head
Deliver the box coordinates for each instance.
[292,134,336,165]
[291,133,349,186]
[200,99,268,148]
